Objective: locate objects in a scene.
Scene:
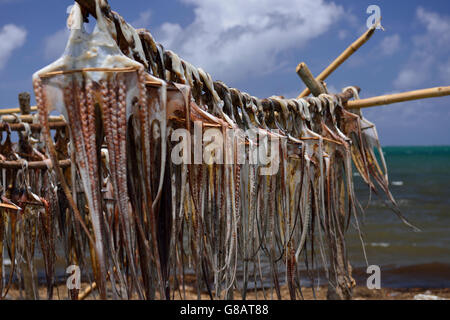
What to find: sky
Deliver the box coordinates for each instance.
[0,0,449,146]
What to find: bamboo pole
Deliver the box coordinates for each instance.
[296,62,327,97]
[298,19,381,98]
[1,114,65,123]
[19,92,31,115]
[78,281,98,300]
[345,86,450,109]
[0,122,67,132]
[0,159,71,170]
[0,106,38,115]
[40,67,138,78]
[78,269,113,300]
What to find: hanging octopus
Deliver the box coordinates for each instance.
[32,1,154,299]
[26,0,417,301]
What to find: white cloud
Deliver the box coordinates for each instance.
[393,55,434,89]
[416,7,450,41]
[131,10,152,29]
[44,29,70,61]
[394,7,450,90]
[325,84,340,94]
[0,24,27,70]
[370,8,450,145]
[157,0,344,82]
[393,69,422,89]
[379,34,401,56]
[338,30,348,40]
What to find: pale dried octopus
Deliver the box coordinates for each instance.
[27,0,418,300]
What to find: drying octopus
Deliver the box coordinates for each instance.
[0,118,62,300]
[28,0,418,300]
[33,2,167,299]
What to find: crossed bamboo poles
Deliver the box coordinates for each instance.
[0,96,70,170]
[295,19,450,106]
[1,21,449,118]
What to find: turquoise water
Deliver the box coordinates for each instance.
[347,146,450,287]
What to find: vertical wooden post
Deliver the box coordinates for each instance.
[294,70,354,299]
[297,19,380,98]
[18,92,31,115]
[296,63,327,96]
[18,92,39,300]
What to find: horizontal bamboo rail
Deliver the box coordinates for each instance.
[345,86,450,109]
[0,159,71,169]
[0,106,38,115]
[1,114,65,123]
[0,92,67,131]
[40,67,138,78]
[298,19,381,98]
[0,122,67,132]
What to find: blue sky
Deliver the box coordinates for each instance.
[0,0,449,145]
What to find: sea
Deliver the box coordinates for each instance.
[347,146,450,288]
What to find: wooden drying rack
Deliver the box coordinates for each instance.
[1,9,448,175]
[18,0,445,301]
[72,0,450,108]
[0,92,70,170]
[0,6,447,179]
[294,19,450,107]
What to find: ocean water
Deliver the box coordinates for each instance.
[347,146,450,288]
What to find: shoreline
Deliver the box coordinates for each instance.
[3,261,450,300]
[4,283,449,300]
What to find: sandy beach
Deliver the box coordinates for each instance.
[4,282,449,300]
